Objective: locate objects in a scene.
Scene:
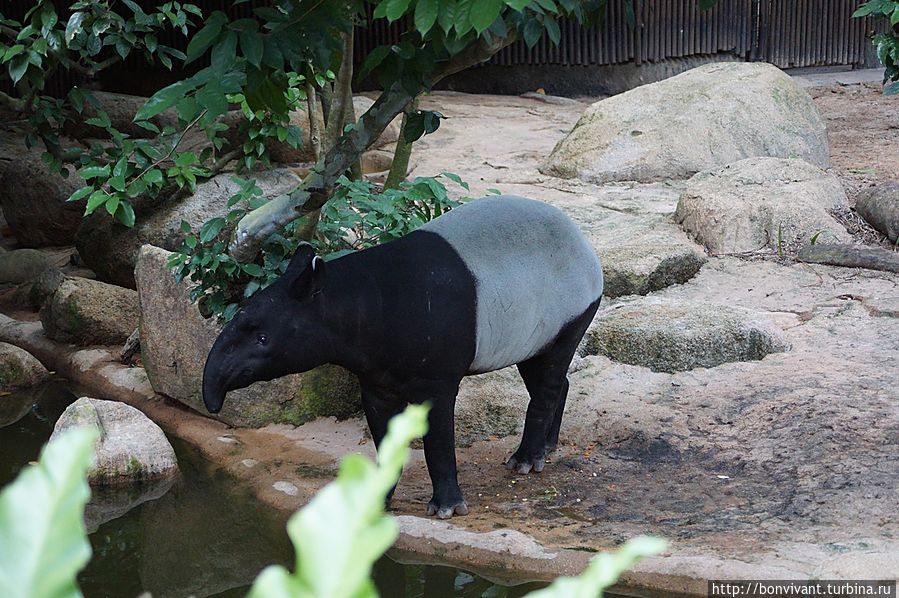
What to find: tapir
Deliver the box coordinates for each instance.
[202,195,603,518]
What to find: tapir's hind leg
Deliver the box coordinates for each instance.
[506,299,601,474]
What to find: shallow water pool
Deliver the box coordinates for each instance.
[0,381,547,597]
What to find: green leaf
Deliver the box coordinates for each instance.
[8,54,28,84]
[469,0,503,33]
[385,0,414,21]
[211,31,238,74]
[504,0,531,11]
[247,405,429,598]
[0,427,97,598]
[415,0,440,35]
[143,168,164,185]
[544,17,561,45]
[241,263,264,277]
[85,190,110,215]
[64,12,86,44]
[526,536,667,598]
[699,0,718,9]
[80,164,110,180]
[454,0,474,33]
[200,217,226,243]
[186,10,226,63]
[116,201,136,227]
[135,80,196,121]
[239,30,264,67]
[885,81,899,96]
[66,186,93,203]
[175,152,198,168]
[105,195,121,216]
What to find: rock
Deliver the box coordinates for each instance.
[84,477,175,534]
[39,277,140,346]
[0,140,84,247]
[63,91,178,140]
[134,244,360,427]
[542,62,830,184]
[0,249,53,283]
[0,342,49,390]
[0,391,35,428]
[265,96,401,163]
[75,168,302,288]
[599,243,707,298]
[26,267,65,310]
[545,184,708,297]
[674,157,851,256]
[855,181,899,243]
[583,300,791,372]
[51,397,178,485]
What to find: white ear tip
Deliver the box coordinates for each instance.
[312,256,322,271]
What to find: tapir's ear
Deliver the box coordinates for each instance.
[285,243,325,300]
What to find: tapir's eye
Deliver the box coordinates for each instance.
[257,334,268,345]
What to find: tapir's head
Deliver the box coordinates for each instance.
[202,243,330,414]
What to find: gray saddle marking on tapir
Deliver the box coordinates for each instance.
[421,195,604,373]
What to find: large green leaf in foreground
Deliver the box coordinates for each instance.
[0,428,98,598]
[248,404,429,598]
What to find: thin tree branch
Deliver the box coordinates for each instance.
[0,89,26,111]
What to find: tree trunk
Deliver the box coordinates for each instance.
[384,96,419,190]
[797,244,899,274]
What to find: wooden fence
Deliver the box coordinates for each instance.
[355,0,875,69]
[0,0,882,99]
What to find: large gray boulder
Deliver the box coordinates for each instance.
[51,397,179,485]
[39,276,140,346]
[76,168,302,288]
[856,181,899,244]
[583,300,791,373]
[542,62,830,184]
[0,342,49,390]
[134,244,360,427]
[674,157,851,256]
[0,249,53,284]
[0,140,83,247]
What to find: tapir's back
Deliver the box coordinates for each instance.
[420,195,603,373]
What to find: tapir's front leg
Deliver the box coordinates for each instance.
[404,379,469,519]
[360,384,406,506]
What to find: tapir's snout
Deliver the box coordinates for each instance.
[202,365,226,414]
[202,336,233,414]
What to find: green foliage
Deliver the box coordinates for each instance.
[248,404,429,598]
[854,0,899,95]
[0,427,98,598]
[169,172,470,320]
[316,173,467,258]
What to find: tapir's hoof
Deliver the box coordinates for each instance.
[505,451,546,474]
[426,500,469,519]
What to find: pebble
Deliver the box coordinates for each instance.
[241,458,258,468]
[217,436,238,444]
[273,481,299,496]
